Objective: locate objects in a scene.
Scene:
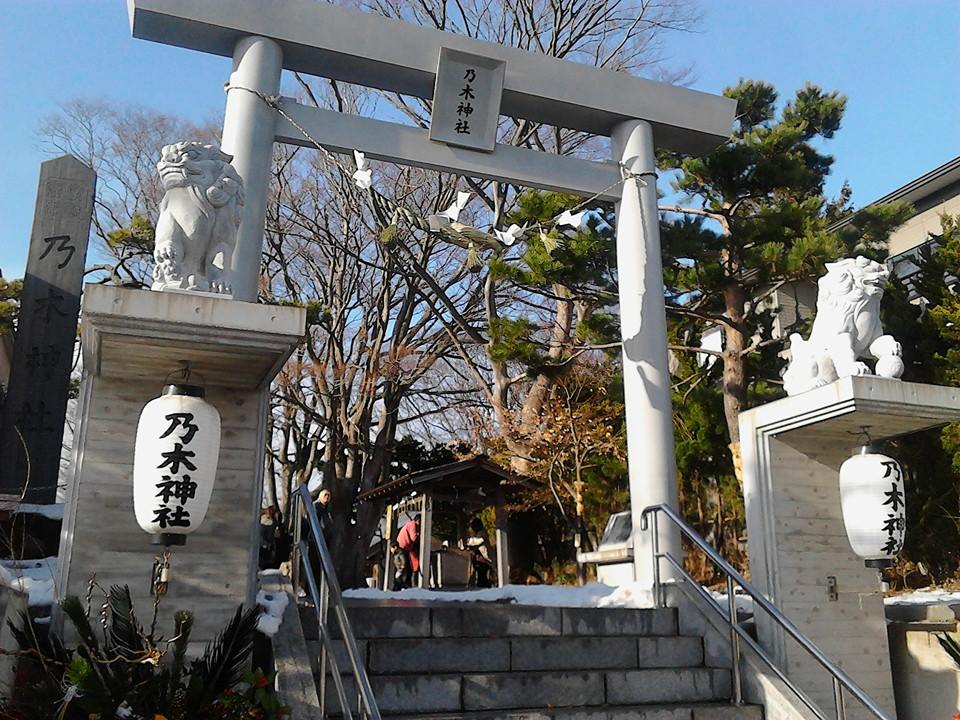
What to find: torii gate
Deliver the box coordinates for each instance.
[128,0,736,588]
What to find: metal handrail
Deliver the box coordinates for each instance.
[640,503,892,720]
[292,485,381,720]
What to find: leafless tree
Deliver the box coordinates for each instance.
[260,84,494,583]
[37,99,216,287]
[36,0,700,586]
[292,0,701,477]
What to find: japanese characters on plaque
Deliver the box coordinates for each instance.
[429,48,506,153]
[0,156,95,503]
[879,459,905,556]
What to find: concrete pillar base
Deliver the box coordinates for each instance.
[57,286,303,644]
[740,376,960,719]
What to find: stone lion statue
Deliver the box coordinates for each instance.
[783,256,904,396]
[152,141,244,295]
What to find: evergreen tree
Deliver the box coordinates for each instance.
[659,79,911,481]
[669,323,746,578]
[0,275,21,338]
[881,214,960,583]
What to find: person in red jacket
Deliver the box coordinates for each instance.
[395,515,421,588]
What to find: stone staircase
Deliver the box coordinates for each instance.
[301,600,763,719]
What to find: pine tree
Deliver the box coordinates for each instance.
[0,275,21,338]
[659,79,911,482]
[881,214,960,582]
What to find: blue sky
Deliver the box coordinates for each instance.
[1,0,958,279]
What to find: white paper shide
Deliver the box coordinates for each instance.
[838,447,906,566]
[133,385,221,538]
[783,256,904,396]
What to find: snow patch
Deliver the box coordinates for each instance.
[257,589,289,618]
[13,504,65,520]
[0,557,57,607]
[343,582,656,608]
[709,590,755,616]
[884,589,960,606]
[255,574,291,637]
[256,613,282,636]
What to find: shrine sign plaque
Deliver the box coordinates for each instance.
[429,48,505,153]
[0,155,95,504]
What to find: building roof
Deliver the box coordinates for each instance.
[868,155,960,208]
[828,155,960,232]
[356,457,526,504]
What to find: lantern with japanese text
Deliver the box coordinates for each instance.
[838,445,906,568]
[133,383,221,544]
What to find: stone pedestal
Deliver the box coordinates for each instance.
[740,376,960,719]
[57,285,304,643]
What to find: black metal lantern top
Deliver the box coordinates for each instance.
[161,383,205,398]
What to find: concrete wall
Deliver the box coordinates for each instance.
[888,195,960,257]
[748,435,896,719]
[61,375,265,641]
[57,286,303,644]
[666,584,816,720]
[886,604,960,720]
[740,378,960,719]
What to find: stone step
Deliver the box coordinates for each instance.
[311,635,703,675]
[311,603,678,640]
[324,668,732,716]
[381,703,763,720]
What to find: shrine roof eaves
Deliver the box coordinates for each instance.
[356,457,526,504]
[128,0,735,155]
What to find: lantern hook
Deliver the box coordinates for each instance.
[847,425,874,445]
[163,361,207,388]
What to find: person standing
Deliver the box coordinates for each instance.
[463,517,493,588]
[395,515,421,588]
[313,487,334,549]
[300,486,334,595]
[258,506,280,570]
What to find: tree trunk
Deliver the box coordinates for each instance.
[519,287,574,436]
[721,281,748,487]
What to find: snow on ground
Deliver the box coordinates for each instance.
[884,589,960,606]
[0,556,57,607]
[709,590,755,616]
[255,574,291,636]
[343,582,656,608]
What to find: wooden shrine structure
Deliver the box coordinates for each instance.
[357,458,525,589]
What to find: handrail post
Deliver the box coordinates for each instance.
[318,561,329,717]
[298,539,353,720]
[291,492,302,600]
[640,503,891,720]
[726,575,743,704]
[834,677,845,720]
[649,511,662,608]
[320,573,335,717]
[297,486,381,720]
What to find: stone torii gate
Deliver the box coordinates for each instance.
[128,0,735,588]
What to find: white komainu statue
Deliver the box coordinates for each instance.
[783,256,904,396]
[152,141,245,295]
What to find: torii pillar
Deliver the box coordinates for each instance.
[128,0,736,589]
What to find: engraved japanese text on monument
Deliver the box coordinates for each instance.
[0,156,96,503]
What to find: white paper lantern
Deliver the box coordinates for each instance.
[838,445,905,568]
[133,384,221,543]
